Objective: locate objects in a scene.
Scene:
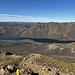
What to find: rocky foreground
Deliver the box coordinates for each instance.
[0,51,74,75]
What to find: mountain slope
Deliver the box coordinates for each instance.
[0,25,30,37]
[19,22,75,40]
[0,22,35,37]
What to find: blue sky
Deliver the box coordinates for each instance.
[0,0,75,22]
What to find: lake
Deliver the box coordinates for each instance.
[0,37,75,43]
[0,37,25,40]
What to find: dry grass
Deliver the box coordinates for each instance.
[38,55,75,74]
[0,54,23,66]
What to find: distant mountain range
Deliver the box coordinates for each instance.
[1,22,75,41]
[0,22,35,27]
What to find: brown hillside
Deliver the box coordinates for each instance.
[19,22,75,40]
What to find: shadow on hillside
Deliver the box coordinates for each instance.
[25,38,75,43]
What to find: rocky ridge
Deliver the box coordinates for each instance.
[0,52,74,75]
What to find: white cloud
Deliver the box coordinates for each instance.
[0,14,75,22]
[0,14,53,22]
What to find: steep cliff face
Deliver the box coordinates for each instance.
[19,22,75,40]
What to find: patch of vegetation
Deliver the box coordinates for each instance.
[38,55,75,74]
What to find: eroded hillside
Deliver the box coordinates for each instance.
[20,22,75,40]
[0,22,34,37]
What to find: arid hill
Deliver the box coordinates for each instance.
[0,22,35,37]
[19,22,75,40]
[0,24,30,37]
